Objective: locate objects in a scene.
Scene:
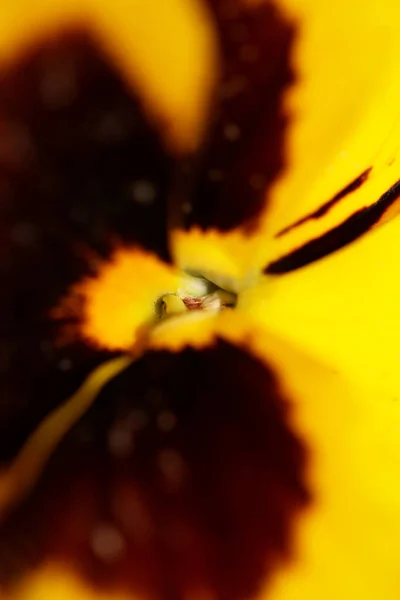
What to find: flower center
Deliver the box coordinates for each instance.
[157,272,237,320]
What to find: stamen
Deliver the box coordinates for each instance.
[157,274,238,320]
[182,296,204,310]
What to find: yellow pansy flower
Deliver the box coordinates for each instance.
[1,1,400,600]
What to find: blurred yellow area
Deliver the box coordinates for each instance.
[12,566,135,600]
[171,227,262,293]
[0,0,218,154]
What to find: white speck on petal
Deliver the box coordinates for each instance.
[39,63,77,109]
[223,123,241,142]
[181,201,192,214]
[10,222,37,245]
[208,168,224,182]
[157,411,177,433]
[131,180,157,205]
[91,523,126,563]
[249,173,266,190]
[158,449,186,487]
[58,357,73,371]
[240,44,259,63]
[108,423,134,458]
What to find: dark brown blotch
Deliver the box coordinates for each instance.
[174,0,296,232]
[0,340,310,600]
[0,30,190,455]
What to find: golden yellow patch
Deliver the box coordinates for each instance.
[53,248,180,351]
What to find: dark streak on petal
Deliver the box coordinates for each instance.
[0,340,310,600]
[0,31,181,457]
[174,0,295,232]
[275,167,372,238]
[266,178,400,274]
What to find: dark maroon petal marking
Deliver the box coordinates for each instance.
[0,31,190,457]
[275,167,372,238]
[173,0,295,232]
[266,178,400,274]
[0,340,310,600]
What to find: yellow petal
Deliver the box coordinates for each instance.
[153,309,400,599]
[243,0,400,269]
[173,0,400,278]
[0,0,217,153]
[249,325,400,600]
[10,312,400,600]
[243,205,400,397]
[240,172,400,597]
